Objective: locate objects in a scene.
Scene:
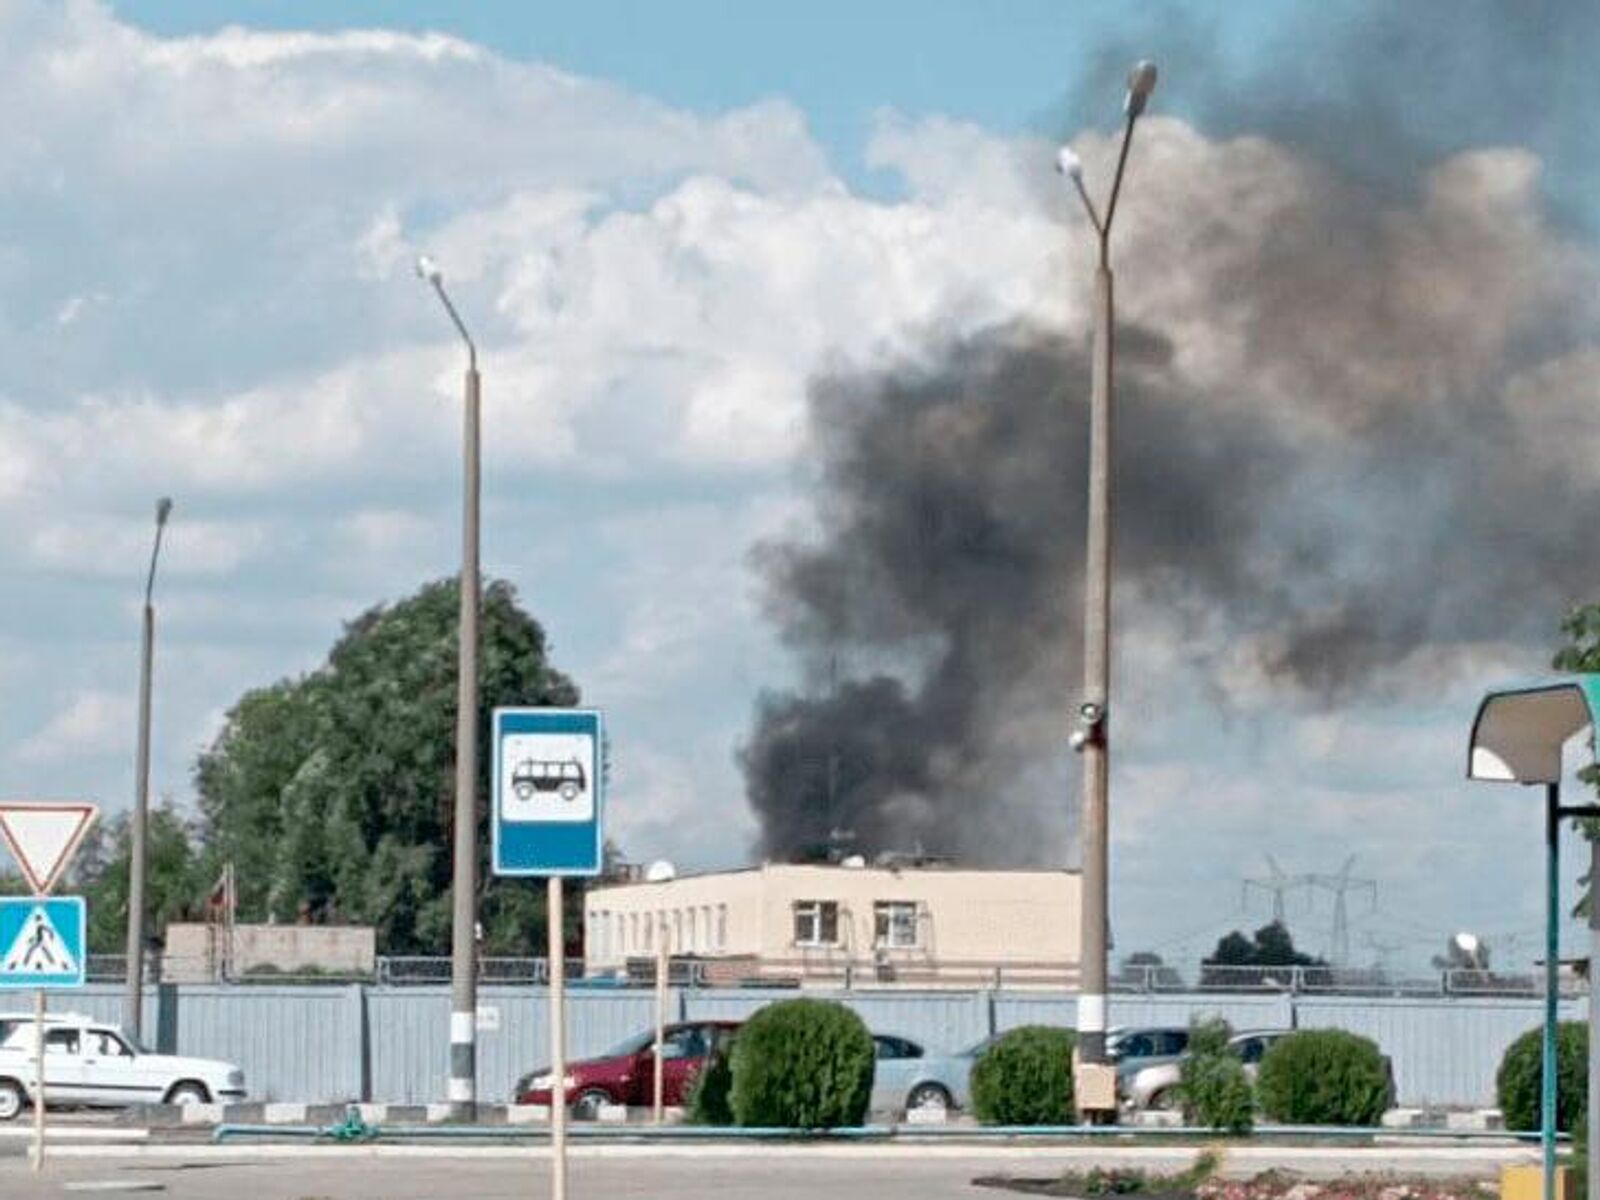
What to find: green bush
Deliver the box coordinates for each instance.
[970,1026,1076,1125]
[1573,1109,1589,1200]
[1497,1022,1588,1134]
[1255,1029,1389,1126]
[728,999,874,1128]
[687,1039,735,1125]
[1178,1018,1253,1133]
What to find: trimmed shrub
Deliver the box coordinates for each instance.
[1497,1022,1588,1134]
[687,1039,735,1125]
[728,999,874,1128]
[1179,1017,1253,1133]
[970,1026,1076,1125]
[1256,1029,1389,1126]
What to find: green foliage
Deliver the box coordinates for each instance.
[687,1040,736,1125]
[1256,1029,1390,1126]
[1177,1017,1254,1133]
[970,1026,1076,1126]
[70,803,204,954]
[194,577,580,955]
[1574,1109,1589,1200]
[728,999,874,1128]
[1497,1022,1588,1134]
[1024,1151,1220,1196]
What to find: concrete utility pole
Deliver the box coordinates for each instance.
[1059,59,1157,1114]
[124,496,172,1041]
[417,254,482,1118]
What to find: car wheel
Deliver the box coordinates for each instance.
[906,1083,952,1113]
[1148,1088,1180,1112]
[571,1089,611,1121]
[165,1082,211,1107]
[0,1080,26,1122]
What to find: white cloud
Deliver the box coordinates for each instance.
[17,689,133,765]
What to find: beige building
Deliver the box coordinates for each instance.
[584,863,1080,989]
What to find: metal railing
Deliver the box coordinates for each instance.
[83,954,1585,998]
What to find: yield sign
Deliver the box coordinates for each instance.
[0,803,98,896]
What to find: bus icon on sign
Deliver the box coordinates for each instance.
[511,758,587,803]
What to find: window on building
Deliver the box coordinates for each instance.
[874,901,919,949]
[716,905,727,950]
[688,907,698,951]
[793,900,840,947]
[644,913,653,954]
[701,906,712,952]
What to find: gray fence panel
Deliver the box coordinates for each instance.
[168,986,362,1103]
[1292,995,1584,1111]
[993,994,1075,1033]
[1109,994,1294,1032]
[367,988,448,1105]
[682,989,989,1054]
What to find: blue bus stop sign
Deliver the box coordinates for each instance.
[0,896,86,989]
[492,708,604,877]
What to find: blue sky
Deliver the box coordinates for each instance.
[2,1,1596,976]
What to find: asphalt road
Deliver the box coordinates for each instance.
[0,1143,1542,1200]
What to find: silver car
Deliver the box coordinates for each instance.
[870,1033,993,1115]
[1123,1029,1288,1111]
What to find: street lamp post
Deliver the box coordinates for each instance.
[124,497,173,1042]
[1059,59,1157,1115]
[417,254,482,1118]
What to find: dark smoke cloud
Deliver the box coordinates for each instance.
[741,2,1600,864]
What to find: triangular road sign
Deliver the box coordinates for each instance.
[0,803,98,895]
[1,905,78,976]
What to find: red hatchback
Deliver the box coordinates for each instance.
[514,1020,741,1118]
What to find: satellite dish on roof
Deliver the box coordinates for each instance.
[645,860,677,883]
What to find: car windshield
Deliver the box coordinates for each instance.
[958,1035,999,1058]
[600,1030,655,1059]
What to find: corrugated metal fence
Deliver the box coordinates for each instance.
[52,984,1584,1108]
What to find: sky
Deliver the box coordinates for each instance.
[2,0,1598,974]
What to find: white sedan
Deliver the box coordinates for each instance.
[0,1013,245,1119]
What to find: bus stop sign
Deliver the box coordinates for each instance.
[492,708,603,877]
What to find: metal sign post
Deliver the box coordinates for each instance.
[653,916,667,1125]
[548,875,567,1200]
[492,708,603,1200]
[0,803,97,1177]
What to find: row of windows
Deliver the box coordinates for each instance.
[794,900,920,949]
[591,905,729,958]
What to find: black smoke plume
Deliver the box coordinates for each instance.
[742,3,1600,865]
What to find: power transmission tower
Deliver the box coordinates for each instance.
[1242,854,1313,924]
[1363,931,1405,975]
[1307,856,1378,968]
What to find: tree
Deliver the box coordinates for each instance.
[70,802,205,955]
[194,577,580,955]
[1200,920,1323,988]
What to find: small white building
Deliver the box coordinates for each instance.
[583,862,1080,989]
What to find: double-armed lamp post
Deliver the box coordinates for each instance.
[1058,59,1157,1114]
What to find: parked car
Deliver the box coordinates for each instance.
[1106,1025,1190,1095]
[514,1020,741,1118]
[1123,1028,1289,1111]
[0,1014,246,1120]
[869,1033,983,1115]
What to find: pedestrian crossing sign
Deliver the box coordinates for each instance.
[0,897,85,989]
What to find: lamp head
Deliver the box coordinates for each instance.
[1124,59,1158,117]
[1453,931,1480,956]
[415,254,442,285]
[1055,146,1084,181]
[155,497,173,526]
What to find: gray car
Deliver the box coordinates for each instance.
[1123,1029,1288,1111]
[1106,1025,1190,1096]
[869,1033,994,1115]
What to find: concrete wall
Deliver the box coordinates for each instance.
[49,983,1579,1110]
[163,924,376,982]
